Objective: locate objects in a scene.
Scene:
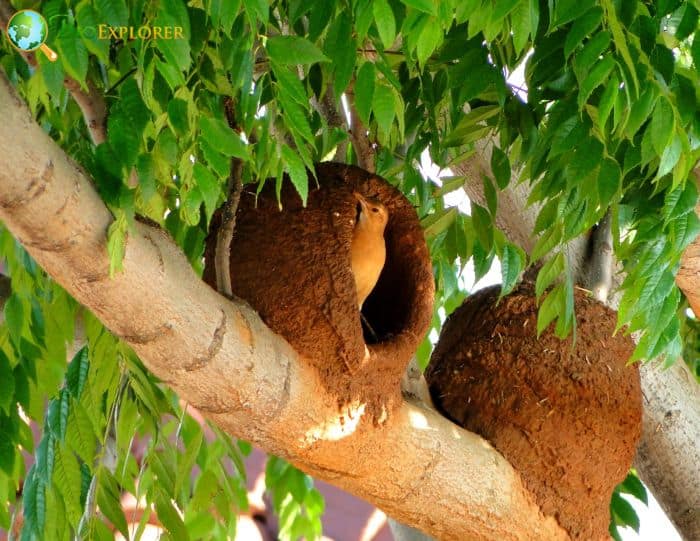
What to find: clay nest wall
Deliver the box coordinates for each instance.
[203,162,434,417]
[425,283,642,540]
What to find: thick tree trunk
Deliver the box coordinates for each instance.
[454,144,700,541]
[0,72,568,540]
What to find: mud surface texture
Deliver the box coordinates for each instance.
[203,163,434,417]
[425,284,642,540]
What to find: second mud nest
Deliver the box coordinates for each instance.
[425,283,642,540]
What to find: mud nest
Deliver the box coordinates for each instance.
[203,162,434,413]
[425,283,642,540]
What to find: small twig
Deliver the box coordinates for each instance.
[346,82,375,173]
[105,68,137,95]
[214,98,245,297]
[215,160,243,297]
[360,312,379,342]
[0,0,107,145]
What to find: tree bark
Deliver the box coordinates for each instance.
[0,72,568,540]
[454,141,700,541]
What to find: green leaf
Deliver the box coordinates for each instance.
[157,58,187,90]
[471,203,493,251]
[483,175,497,216]
[564,6,603,59]
[282,145,309,205]
[175,427,203,494]
[597,159,621,204]
[107,212,128,276]
[537,284,563,336]
[573,31,611,79]
[242,0,269,25]
[551,0,595,29]
[38,51,64,103]
[136,154,158,201]
[267,36,329,65]
[155,0,192,72]
[108,113,140,168]
[619,473,648,505]
[531,225,562,262]
[597,73,619,130]
[193,163,222,222]
[95,0,129,27]
[650,97,675,156]
[168,98,190,135]
[76,3,110,63]
[23,469,46,536]
[373,0,397,49]
[200,117,248,159]
[535,252,565,299]
[602,0,638,94]
[66,347,89,399]
[324,12,356,96]
[510,0,532,54]
[119,79,150,135]
[422,207,457,240]
[500,244,524,295]
[207,0,241,32]
[372,82,395,135]
[657,134,682,179]
[0,351,14,414]
[491,0,520,22]
[155,490,190,540]
[97,472,129,538]
[4,294,24,345]
[400,0,436,14]
[66,402,97,464]
[491,147,511,189]
[272,64,308,106]
[443,105,498,147]
[663,181,698,223]
[200,139,231,179]
[354,62,375,126]
[611,492,640,533]
[624,86,657,138]
[416,18,442,67]
[577,54,616,110]
[56,24,88,87]
[53,446,83,526]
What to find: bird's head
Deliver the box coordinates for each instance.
[354,192,389,231]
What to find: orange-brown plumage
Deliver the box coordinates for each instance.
[351,193,388,309]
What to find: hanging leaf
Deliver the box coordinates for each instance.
[267,36,330,65]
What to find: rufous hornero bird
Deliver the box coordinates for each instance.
[351,192,388,310]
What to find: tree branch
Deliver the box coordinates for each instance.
[0,0,107,145]
[0,71,568,541]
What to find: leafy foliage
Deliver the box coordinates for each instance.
[610,471,649,540]
[0,0,698,538]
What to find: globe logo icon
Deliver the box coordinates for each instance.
[5,9,57,61]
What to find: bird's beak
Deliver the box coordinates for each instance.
[353,192,369,213]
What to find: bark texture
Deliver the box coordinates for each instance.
[0,72,568,540]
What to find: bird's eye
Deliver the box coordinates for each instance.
[372,207,379,213]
